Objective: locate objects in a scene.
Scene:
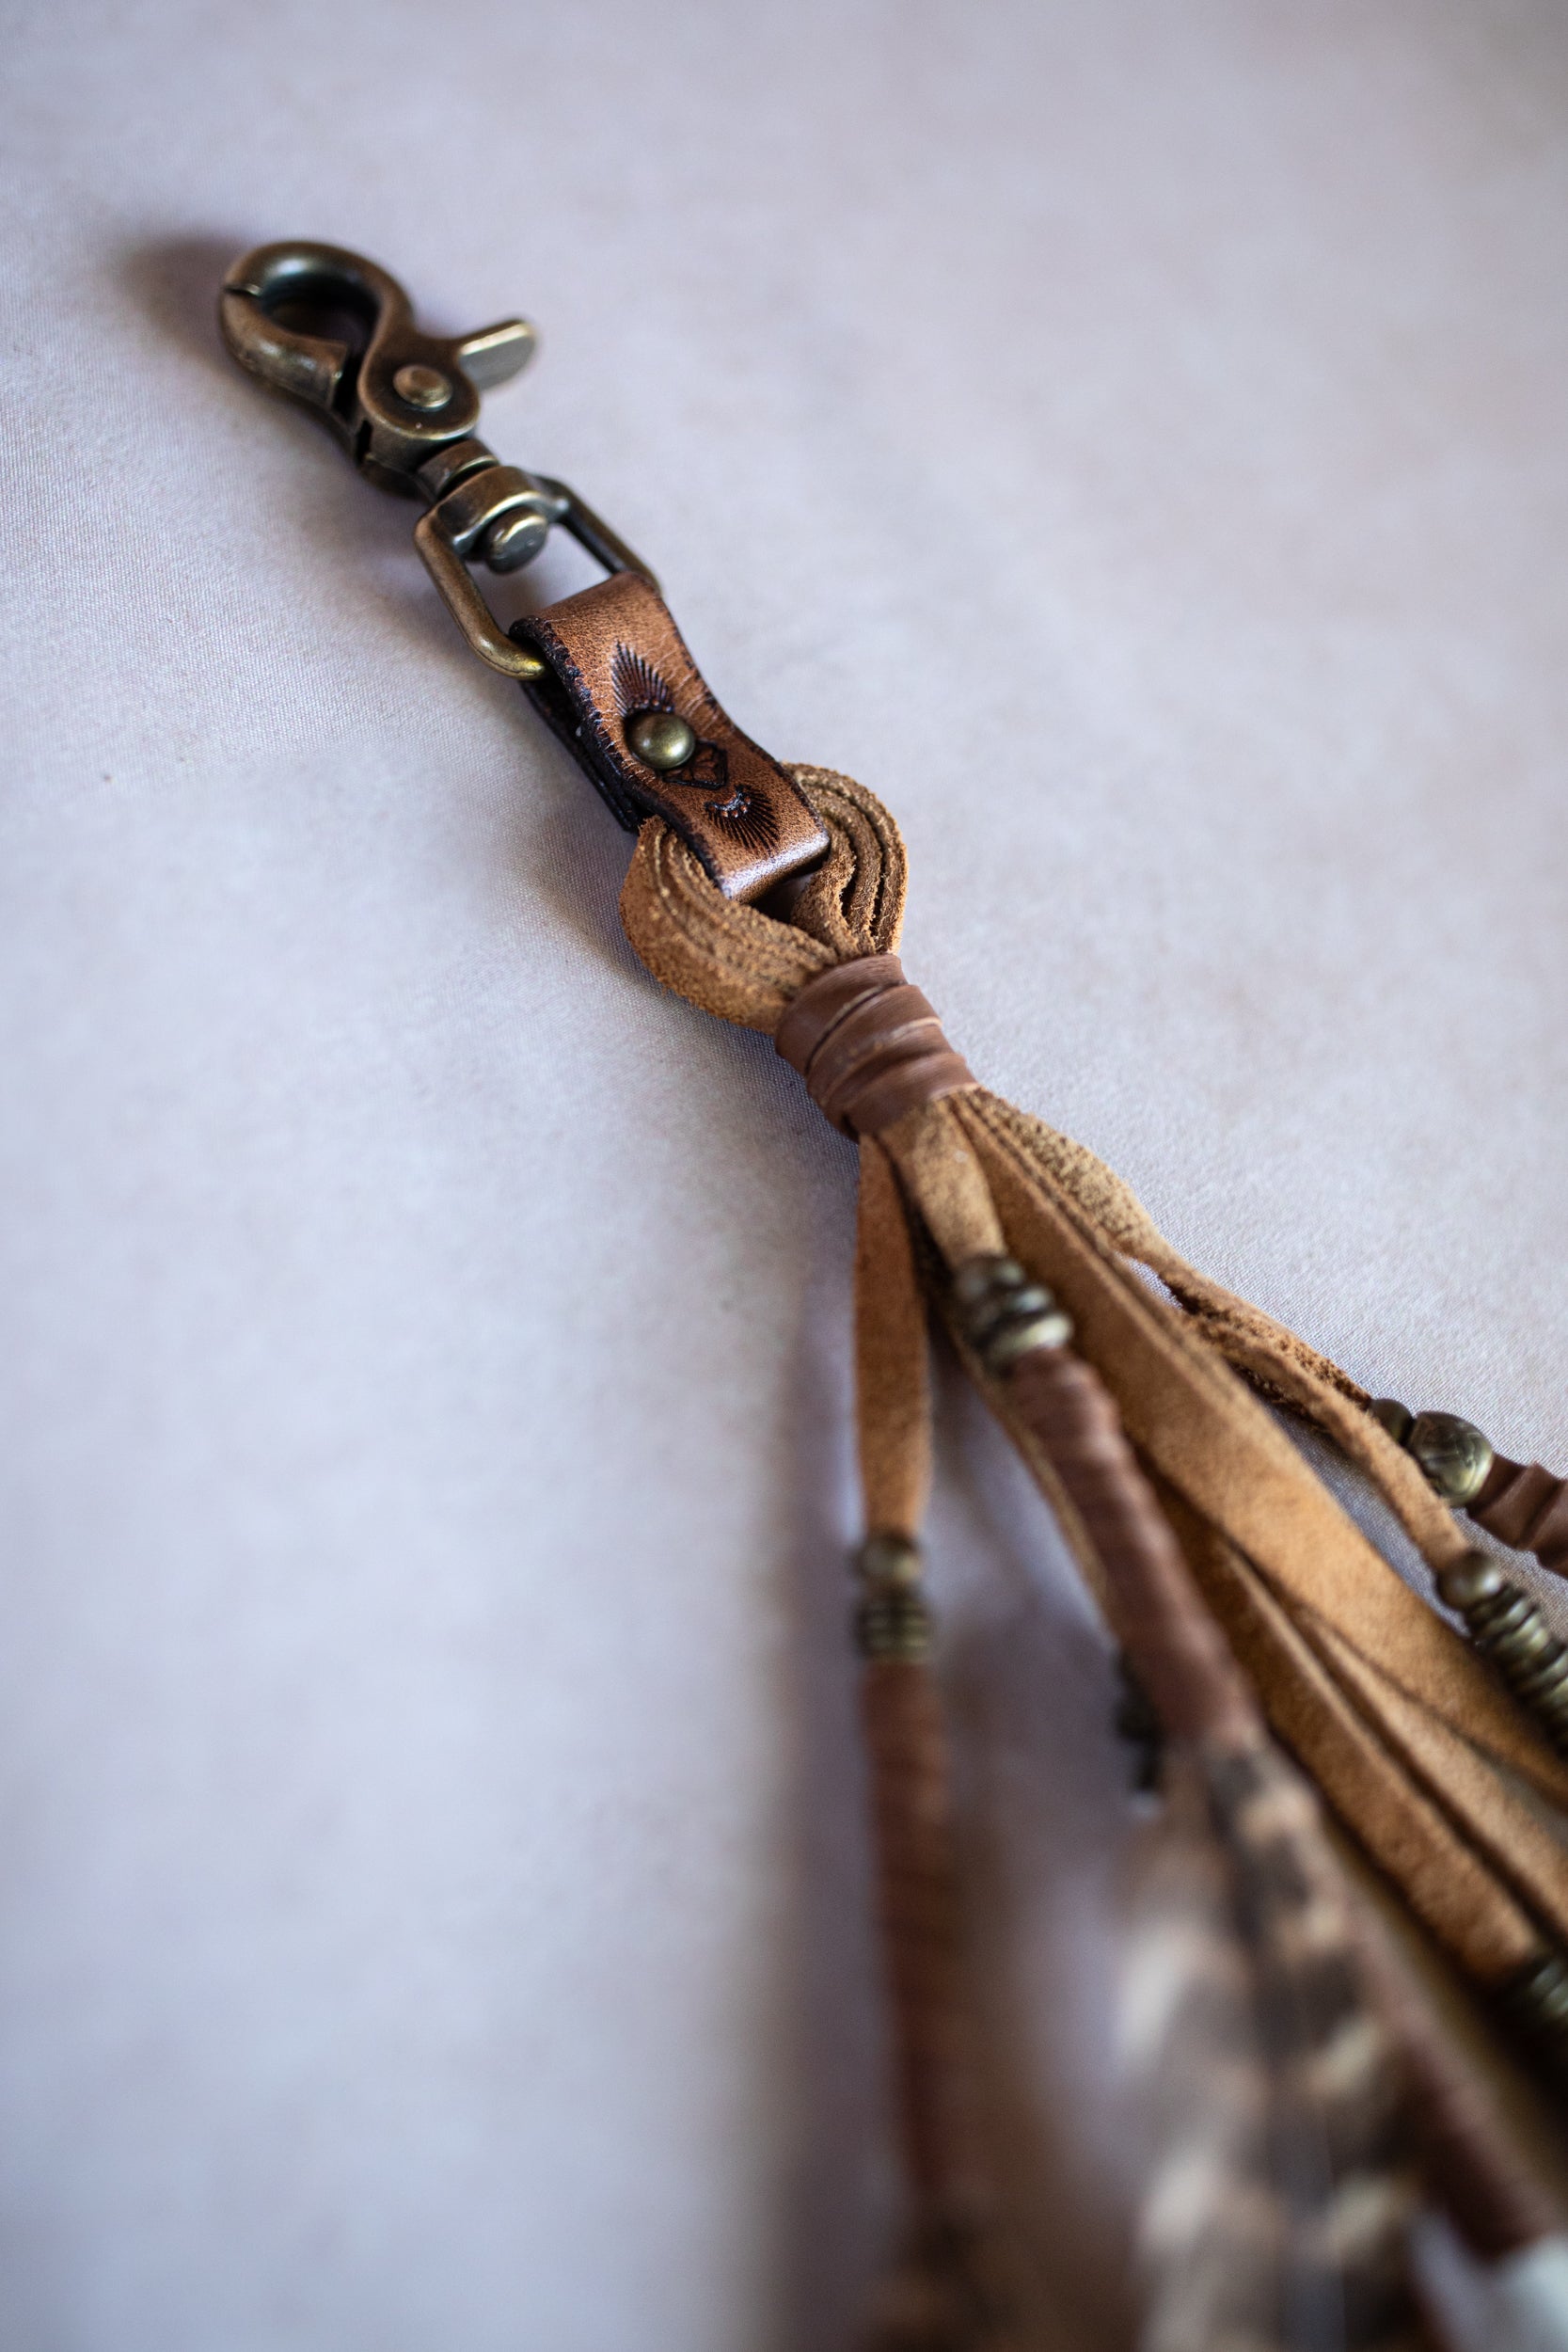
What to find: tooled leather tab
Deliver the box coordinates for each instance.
[510,570,829,903]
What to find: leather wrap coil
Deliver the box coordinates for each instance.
[773,953,975,1137]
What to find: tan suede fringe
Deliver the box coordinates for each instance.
[619,764,1568,2328]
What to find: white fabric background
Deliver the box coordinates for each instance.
[5,2,1568,2345]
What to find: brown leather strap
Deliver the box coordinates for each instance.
[1472,1454,1568,1577]
[774,953,975,1136]
[512,569,828,901]
[861,1660,987,2214]
[1003,1344,1260,1749]
[856,1137,932,1539]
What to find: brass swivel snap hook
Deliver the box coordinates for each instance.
[219,239,655,682]
[219,239,535,489]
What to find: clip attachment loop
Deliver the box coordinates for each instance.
[219,239,657,683]
[219,240,829,898]
[218,239,535,489]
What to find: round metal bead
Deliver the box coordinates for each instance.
[625,709,696,771]
[1406,1409,1495,1507]
[856,1533,923,1589]
[1436,1549,1507,1613]
[1369,1397,1415,1446]
[392,362,451,410]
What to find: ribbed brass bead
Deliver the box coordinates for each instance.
[1438,1549,1568,1750]
[854,1533,932,1661]
[951,1254,1072,1375]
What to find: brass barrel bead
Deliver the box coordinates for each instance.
[1515,1659,1568,1723]
[856,1591,932,1661]
[951,1253,1072,1375]
[854,1533,932,1660]
[1471,1589,1553,1664]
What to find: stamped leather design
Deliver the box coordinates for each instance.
[510,570,829,901]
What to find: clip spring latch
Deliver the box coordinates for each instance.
[219,240,655,683]
[220,239,832,902]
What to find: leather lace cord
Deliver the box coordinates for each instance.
[1004,1344,1257,1748]
[850,1132,1003,2348]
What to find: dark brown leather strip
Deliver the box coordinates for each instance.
[1471,1454,1568,1577]
[1005,1343,1260,1748]
[510,569,828,902]
[773,953,975,1136]
[859,1659,985,2215]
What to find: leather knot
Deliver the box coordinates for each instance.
[774,954,976,1136]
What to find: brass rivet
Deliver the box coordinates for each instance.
[393,363,451,411]
[626,709,696,771]
[483,509,549,574]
